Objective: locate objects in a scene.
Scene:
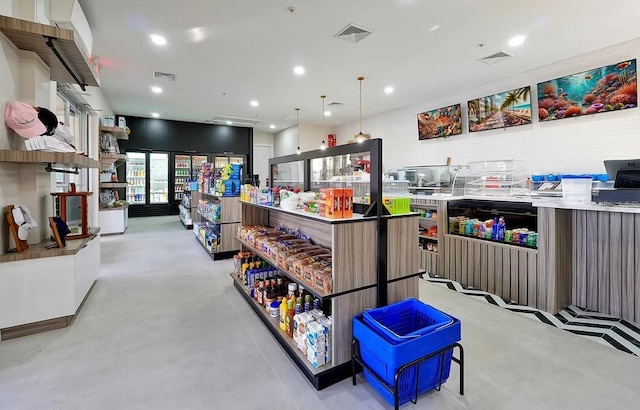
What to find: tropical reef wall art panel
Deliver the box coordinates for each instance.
[417,104,462,140]
[537,59,637,121]
[467,87,532,132]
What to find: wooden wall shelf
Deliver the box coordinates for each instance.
[99,153,126,168]
[99,126,128,140]
[0,15,99,88]
[0,150,98,168]
[0,228,100,263]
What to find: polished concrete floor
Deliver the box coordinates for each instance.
[1,216,640,409]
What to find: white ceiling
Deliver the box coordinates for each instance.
[79,0,640,133]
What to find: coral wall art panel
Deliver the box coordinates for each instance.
[537,59,637,122]
[467,87,532,132]
[417,104,462,140]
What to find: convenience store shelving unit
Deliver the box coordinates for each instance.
[98,126,129,235]
[234,139,421,390]
[192,191,241,260]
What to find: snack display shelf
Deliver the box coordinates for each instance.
[197,210,219,225]
[418,234,438,241]
[235,236,334,300]
[241,201,372,224]
[230,272,345,389]
[445,233,538,251]
[419,217,438,223]
[193,231,218,260]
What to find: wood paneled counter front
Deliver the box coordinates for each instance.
[411,195,640,324]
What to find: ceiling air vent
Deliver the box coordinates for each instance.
[334,23,373,43]
[153,71,177,81]
[210,115,263,127]
[477,51,513,65]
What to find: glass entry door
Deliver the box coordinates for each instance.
[126,152,146,204]
[150,152,169,203]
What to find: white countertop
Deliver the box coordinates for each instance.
[408,194,640,213]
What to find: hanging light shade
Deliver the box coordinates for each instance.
[355,76,367,143]
[295,108,301,155]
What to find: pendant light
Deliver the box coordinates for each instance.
[320,95,327,150]
[295,108,301,155]
[356,76,365,143]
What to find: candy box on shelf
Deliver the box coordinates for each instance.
[324,188,343,219]
[383,197,411,215]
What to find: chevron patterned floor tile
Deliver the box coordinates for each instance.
[425,274,640,357]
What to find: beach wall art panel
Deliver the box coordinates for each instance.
[537,59,637,122]
[417,104,462,140]
[468,87,532,132]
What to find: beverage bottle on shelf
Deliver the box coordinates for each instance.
[285,298,295,337]
[497,217,506,241]
[491,217,499,240]
[262,276,272,306]
[304,295,312,313]
[279,295,288,331]
[276,276,284,298]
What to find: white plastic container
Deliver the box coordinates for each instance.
[562,176,593,203]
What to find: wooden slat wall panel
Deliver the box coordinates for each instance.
[528,250,537,308]
[597,213,610,313]
[437,201,448,276]
[269,212,333,248]
[519,250,528,306]
[609,213,623,317]
[585,211,599,310]
[495,246,503,298]
[556,209,573,311]
[332,288,376,365]
[241,203,269,226]
[220,197,242,223]
[502,248,511,300]
[472,242,481,288]
[573,210,587,307]
[636,214,640,323]
[460,240,468,286]
[510,248,519,302]
[332,221,377,293]
[387,217,420,280]
[621,214,635,322]
[487,243,494,294]
[388,277,419,305]
[220,223,241,252]
[480,243,488,291]
[467,242,476,288]
[455,238,462,283]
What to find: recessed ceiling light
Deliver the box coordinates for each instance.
[250,100,259,107]
[430,25,440,32]
[226,121,233,125]
[270,124,276,129]
[149,34,167,46]
[151,112,160,118]
[324,111,331,117]
[384,86,394,94]
[151,86,162,94]
[294,66,305,76]
[508,34,527,47]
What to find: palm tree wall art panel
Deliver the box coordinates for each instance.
[537,59,637,122]
[468,87,532,132]
[417,104,462,140]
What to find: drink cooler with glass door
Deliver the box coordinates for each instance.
[124,152,170,217]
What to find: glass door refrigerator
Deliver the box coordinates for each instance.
[174,154,192,202]
[149,152,169,204]
[126,152,146,205]
[213,155,245,179]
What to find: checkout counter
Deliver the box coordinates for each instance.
[394,160,640,324]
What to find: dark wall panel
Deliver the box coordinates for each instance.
[210,125,229,153]
[228,126,250,155]
[145,119,169,151]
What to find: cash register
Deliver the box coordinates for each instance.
[592,159,640,203]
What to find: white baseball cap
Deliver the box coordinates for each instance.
[12,205,37,240]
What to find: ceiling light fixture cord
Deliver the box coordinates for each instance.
[359,77,362,135]
[321,96,327,149]
[295,108,301,154]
